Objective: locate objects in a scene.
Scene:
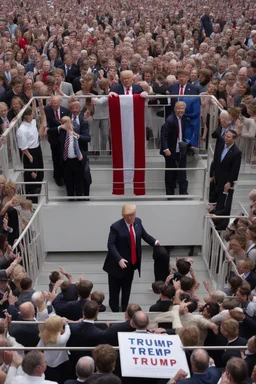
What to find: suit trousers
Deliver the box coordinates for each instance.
[108,265,135,312]
[63,158,84,197]
[23,146,44,203]
[50,143,63,180]
[91,118,109,151]
[164,153,188,195]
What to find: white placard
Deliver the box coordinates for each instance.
[118,332,190,379]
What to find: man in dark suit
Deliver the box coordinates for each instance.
[109,70,144,95]
[239,259,256,290]
[168,70,200,148]
[176,349,220,384]
[67,301,107,374]
[0,76,23,108]
[209,130,242,220]
[8,300,39,347]
[149,284,175,312]
[52,280,93,321]
[103,204,160,312]
[64,356,95,384]
[45,95,70,186]
[160,101,190,196]
[60,54,80,85]
[105,303,140,345]
[69,101,91,197]
[245,335,256,376]
[200,6,213,37]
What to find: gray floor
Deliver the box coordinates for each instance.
[35,246,211,317]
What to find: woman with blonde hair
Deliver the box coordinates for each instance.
[38,315,71,384]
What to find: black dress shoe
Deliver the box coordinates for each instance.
[55,178,63,187]
[180,192,188,195]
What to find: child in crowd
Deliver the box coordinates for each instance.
[91,290,106,312]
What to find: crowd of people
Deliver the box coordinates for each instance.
[0,0,256,383]
[0,0,255,197]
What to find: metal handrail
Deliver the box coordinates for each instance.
[0,345,247,351]
[12,197,46,253]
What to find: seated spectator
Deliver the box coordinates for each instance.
[149,284,175,312]
[64,356,95,384]
[91,291,106,312]
[38,315,71,384]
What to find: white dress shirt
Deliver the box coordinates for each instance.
[6,366,58,384]
[16,120,39,150]
[67,133,76,159]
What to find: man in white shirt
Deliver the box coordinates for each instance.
[6,350,58,384]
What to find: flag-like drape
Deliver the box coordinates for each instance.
[109,95,146,195]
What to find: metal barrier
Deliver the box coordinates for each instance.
[202,218,240,291]
[11,193,46,284]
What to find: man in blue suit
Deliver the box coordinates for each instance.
[103,204,160,312]
[174,349,220,384]
[109,70,144,95]
[168,70,200,148]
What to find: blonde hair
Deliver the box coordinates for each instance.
[120,70,133,79]
[20,199,33,211]
[122,204,136,216]
[5,180,16,194]
[178,326,200,346]
[0,102,8,111]
[39,315,63,344]
[221,318,239,339]
[249,189,256,202]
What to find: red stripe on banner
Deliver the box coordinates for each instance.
[133,95,146,195]
[109,96,124,195]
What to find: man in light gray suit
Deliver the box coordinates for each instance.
[53,68,74,108]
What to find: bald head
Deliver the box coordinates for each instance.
[131,311,149,330]
[191,349,209,373]
[19,302,35,320]
[76,356,95,380]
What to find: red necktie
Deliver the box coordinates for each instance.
[126,88,130,95]
[179,86,184,95]
[129,224,136,265]
[55,110,60,120]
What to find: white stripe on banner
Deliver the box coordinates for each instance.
[119,95,134,184]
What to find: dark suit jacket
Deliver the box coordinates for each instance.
[52,294,89,321]
[178,367,220,384]
[200,14,213,36]
[72,113,91,152]
[44,105,70,145]
[149,300,173,312]
[110,83,143,95]
[168,82,200,115]
[211,142,242,189]
[8,305,39,347]
[67,321,106,369]
[245,271,256,290]
[103,217,156,278]
[221,337,247,367]
[245,353,256,376]
[105,320,135,345]
[59,64,80,84]
[64,380,86,384]
[1,90,21,108]
[160,112,187,156]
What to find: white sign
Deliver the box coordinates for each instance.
[118,332,190,379]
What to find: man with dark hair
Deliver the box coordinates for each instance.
[149,284,175,312]
[16,276,35,307]
[173,349,220,384]
[0,76,23,107]
[86,345,119,384]
[52,279,93,320]
[67,301,107,375]
[209,130,242,229]
[225,358,248,384]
